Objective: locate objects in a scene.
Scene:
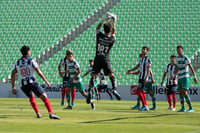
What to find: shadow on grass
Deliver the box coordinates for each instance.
[81,113,184,124]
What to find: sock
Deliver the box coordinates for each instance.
[136,97,140,106]
[92,89,95,99]
[29,96,39,114]
[84,93,88,98]
[150,94,156,108]
[107,91,113,99]
[42,97,53,114]
[172,93,176,108]
[98,92,101,100]
[88,78,94,93]
[71,88,75,103]
[167,94,172,107]
[142,91,147,106]
[137,90,145,106]
[66,94,71,106]
[184,94,193,110]
[109,76,117,89]
[95,89,99,98]
[179,95,185,110]
[61,87,67,101]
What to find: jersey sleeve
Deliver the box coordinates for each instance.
[146,58,152,66]
[185,56,191,65]
[74,61,80,69]
[32,59,39,69]
[164,65,168,72]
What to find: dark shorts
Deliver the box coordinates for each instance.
[137,79,146,91]
[166,85,177,94]
[63,76,70,88]
[21,82,45,98]
[93,56,113,76]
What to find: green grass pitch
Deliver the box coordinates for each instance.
[0,98,200,133]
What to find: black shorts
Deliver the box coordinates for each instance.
[166,85,177,94]
[63,76,70,88]
[137,79,146,91]
[21,82,45,98]
[98,85,110,92]
[93,56,113,76]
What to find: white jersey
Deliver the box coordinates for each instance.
[165,64,178,85]
[59,57,69,78]
[137,56,152,80]
[13,56,38,86]
[99,73,107,85]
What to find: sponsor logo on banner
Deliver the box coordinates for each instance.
[130,85,138,95]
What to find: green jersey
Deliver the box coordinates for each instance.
[67,59,82,83]
[87,66,93,76]
[176,55,191,79]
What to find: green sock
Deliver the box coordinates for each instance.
[66,94,71,106]
[150,94,156,108]
[84,93,88,98]
[184,95,193,110]
[92,90,95,99]
[137,97,140,106]
[180,95,185,110]
[95,89,99,98]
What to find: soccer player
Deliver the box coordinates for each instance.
[127,46,151,111]
[11,46,60,119]
[58,50,75,106]
[82,59,99,100]
[62,51,92,110]
[161,55,177,111]
[98,72,113,100]
[171,45,198,112]
[90,13,121,100]
[127,54,156,110]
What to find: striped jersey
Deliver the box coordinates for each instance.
[13,56,38,86]
[59,57,69,78]
[137,56,152,80]
[165,64,178,85]
[67,59,82,83]
[99,73,107,85]
[176,55,191,79]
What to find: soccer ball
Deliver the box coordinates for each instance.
[106,12,116,24]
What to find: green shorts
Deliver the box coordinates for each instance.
[67,81,85,92]
[94,80,98,88]
[178,77,189,91]
[145,82,153,92]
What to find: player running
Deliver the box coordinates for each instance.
[98,72,113,100]
[58,50,75,106]
[127,46,151,111]
[127,53,156,110]
[82,59,99,100]
[171,46,198,112]
[161,55,177,111]
[62,51,92,110]
[90,13,121,100]
[11,46,60,119]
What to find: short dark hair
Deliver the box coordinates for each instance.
[177,45,183,50]
[20,46,30,56]
[170,55,176,58]
[66,51,73,56]
[142,46,149,51]
[103,23,112,34]
[89,59,93,62]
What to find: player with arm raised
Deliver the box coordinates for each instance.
[161,55,177,111]
[11,46,60,119]
[90,13,121,100]
[171,46,198,112]
[58,50,76,106]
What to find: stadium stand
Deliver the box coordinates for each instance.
[0,0,109,81]
[1,0,199,87]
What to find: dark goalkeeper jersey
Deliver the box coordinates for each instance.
[95,30,116,59]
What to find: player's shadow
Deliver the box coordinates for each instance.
[80,113,184,124]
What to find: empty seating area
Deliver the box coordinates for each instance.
[0,0,107,81]
[35,0,200,86]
